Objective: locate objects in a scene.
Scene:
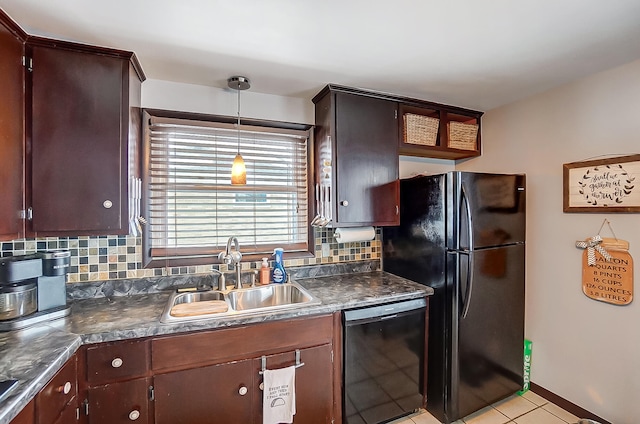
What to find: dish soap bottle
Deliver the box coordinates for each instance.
[259,257,270,285]
[271,248,287,284]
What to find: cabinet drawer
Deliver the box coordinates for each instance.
[152,314,333,372]
[35,355,77,424]
[86,339,149,385]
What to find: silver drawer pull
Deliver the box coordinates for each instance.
[103,200,113,209]
[129,410,140,420]
[111,357,123,368]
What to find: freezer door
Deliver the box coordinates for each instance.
[450,244,525,420]
[456,172,526,250]
[383,173,447,289]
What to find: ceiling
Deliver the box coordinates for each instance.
[2,0,640,111]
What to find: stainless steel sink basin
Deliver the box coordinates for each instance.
[226,283,317,312]
[172,290,226,306]
[160,282,321,323]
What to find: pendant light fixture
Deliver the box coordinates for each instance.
[228,76,250,185]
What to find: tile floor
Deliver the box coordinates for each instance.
[391,391,582,424]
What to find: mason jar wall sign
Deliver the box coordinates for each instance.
[563,154,640,213]
[576,232,634,306]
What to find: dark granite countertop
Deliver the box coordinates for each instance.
[0,268,431,424]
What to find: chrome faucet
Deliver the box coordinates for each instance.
[218,236,242,289]
[210,268,227,291]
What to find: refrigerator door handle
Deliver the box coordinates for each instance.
[460,251,475,319]
[460,183,474,251]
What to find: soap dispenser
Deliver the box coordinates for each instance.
[271,248,287,284]
[259,258,270,285]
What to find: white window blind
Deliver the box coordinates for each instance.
[144,114,310,264]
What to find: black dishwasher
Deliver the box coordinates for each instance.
[343,298,427,424]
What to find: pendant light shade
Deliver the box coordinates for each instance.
[231,153,246,184]
[228,76,250,185]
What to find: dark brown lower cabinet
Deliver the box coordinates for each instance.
[253,344,333,424]
[153,344,333,424]
[86,378,151,424]
[12,314,340,424]
[9,400,34,424]
[154,359,253,424]
[51,399,77,424]
[35,355,77,424]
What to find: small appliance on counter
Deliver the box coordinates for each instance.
[0,251,71,331]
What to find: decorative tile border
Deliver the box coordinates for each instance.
[1,228,381,284]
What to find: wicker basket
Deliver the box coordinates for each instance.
[448,121,478,150]
[403,113,439,146]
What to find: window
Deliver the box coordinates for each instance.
[142,110,313,267]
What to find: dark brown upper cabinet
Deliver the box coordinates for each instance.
[312,85,484,228]
[0,10,27,241]
[313,86,400,227]
[398,103,483,160]
[0,8,145,239]
[26,38,144,236]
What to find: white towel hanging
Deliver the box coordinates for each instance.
[262,365,296,424]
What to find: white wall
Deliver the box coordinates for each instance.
[142,79,314,124]
[458,59,640,424]
[399,156,455,178]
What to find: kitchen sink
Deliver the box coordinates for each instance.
[226,283,317,312]
[160,282,321,323]
[172,290,226,305]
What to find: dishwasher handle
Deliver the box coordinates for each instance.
[343,298,427,324]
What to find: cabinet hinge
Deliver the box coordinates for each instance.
[19,207,33,221]
[331,350,334,363]
[394,109,398,119]
[76,407,80,421]
[83,399,89,416]
[22,56,33,72]
[149,385,155,401]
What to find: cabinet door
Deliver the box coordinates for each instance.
[334,92,399,226]
[36,355,77,424]
[30,45,127,235]
[154,359,253,424]
[9,400,34,424]
[86,378,150,424]
[51,401,78,424]
[0,15,25,240]
[253,344,334,424]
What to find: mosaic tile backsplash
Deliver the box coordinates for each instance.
[0,228,381,283]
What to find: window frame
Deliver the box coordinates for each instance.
[141,108,316,268]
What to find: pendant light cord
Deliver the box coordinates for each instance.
[237,83,241,155]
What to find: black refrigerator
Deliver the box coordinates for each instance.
[383,171,526,424]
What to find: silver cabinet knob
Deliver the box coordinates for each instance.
[395,205,399,215]
[259,382,264,391]
[128,410,140,420]
[340,200,349,207]
[103,200,113,209]
[238,386,248,396]
[111,357,123,368]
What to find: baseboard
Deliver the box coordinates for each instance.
[530,382,611,424]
